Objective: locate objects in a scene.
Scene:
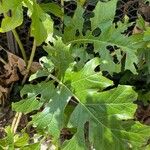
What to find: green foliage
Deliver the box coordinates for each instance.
[44,37,74,79]
[1,0,150,149]
[0,126,40,149]
[0,0,53,45]
[0,0,23,32]
[63,0,145,73]
[24,0,53,45]
[12,37,150,149]
[40,3,63,18]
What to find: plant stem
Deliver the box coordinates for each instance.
[11,112,22,133]
[22,39,37,85]
[11,39,37,133]
[121,52,126,72]
[3,12,27,64]
[12,29,27,64]
[61,0,64,30]
[0,57,7,65]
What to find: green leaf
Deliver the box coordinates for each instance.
[136,15,146,30]
[63,0,145,73]
[32,86,72,141]
[64,58,113,100]
[5,126,14,150]
[145,144,150,150]
[144,27,150,42]
[144,49,150,74]
[12,81,56,114]
[44,37,73,79]
[13,56,150,149]
[20,81,55,101]
[138,90,150,105]
[14,133,29,147]
[20,143,40,150]
[40,3,63,18]
[12,81,71,141]
[0,126,39,149]
[29,56,54,81]
[71,46,92,70]
[63,59,150,149]
[0,0,22,13]
[29,69,49,81]
[63,5,84,43]
[0,138,6,148]
[39,56,55,72]
[63,85,150,149]
[137,48,150,74]
[12,97,43,114]
[30,2,53,45]
[0,2,23,32]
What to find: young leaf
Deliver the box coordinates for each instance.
[44,37,73,79]
[5,126,14,149]
[0,126,39,149]
[29,56,54,81]
[29,69,49,81]
[25,1,53,45]
[14,133,29,147]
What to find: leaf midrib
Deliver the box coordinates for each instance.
[66,37,140,52]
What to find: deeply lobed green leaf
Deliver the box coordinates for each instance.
[63,0,145,73]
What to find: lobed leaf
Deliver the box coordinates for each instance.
[63,0,145,73]
[44,37,74,79]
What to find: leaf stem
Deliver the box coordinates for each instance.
[22,39,37,85]
[121,52,126,72]
[11,112,22,133]
[11,39,37,133]
[61,0,64,30]
[3,12,27,64]
[12,29,27,65]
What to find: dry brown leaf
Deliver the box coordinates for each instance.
[0,85,8,106]
[132,22,150,35]
[6,51,41,75]
[6,51,26,75]
[132,26,143,34]
[30,62,42,73]
[0,50,42,85]
[0,49,42,104]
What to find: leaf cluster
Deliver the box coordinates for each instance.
[1,0,150,149]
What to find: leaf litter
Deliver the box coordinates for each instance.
[0,47,41,138]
